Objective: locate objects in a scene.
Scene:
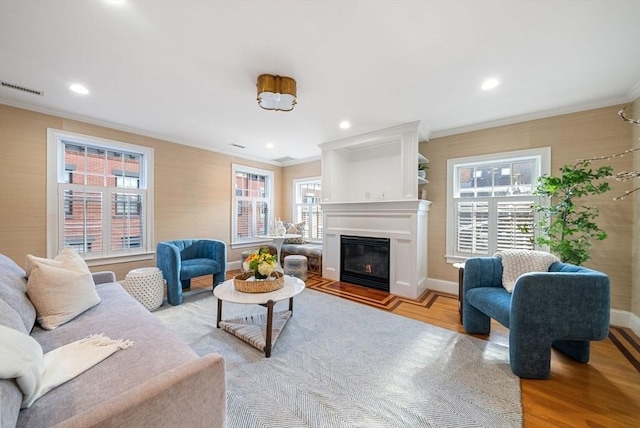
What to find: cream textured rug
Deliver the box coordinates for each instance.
[154,289,522,427]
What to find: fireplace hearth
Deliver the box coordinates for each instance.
[340,235,390,291]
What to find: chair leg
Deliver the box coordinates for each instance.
[213,272,225,288]
[552,340,590,363]
[462,303,492,335]
[181,278,191,290]
[166,281,183,306]
[510,335,552,379]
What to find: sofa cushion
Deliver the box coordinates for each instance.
[284,222,306,244]
[180,258,222,280]
[466,286,512,328]
[26,249,100,330]
[0,254,36,332]
[22,282,199,428]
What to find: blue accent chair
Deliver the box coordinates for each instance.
[462,257,610,379]
[157,239,227,306]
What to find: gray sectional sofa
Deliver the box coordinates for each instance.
[0,253,226,428]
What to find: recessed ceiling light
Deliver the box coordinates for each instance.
[105,0,126,5]
[339,120,351,129]
[481,78,499,91]
[69,84,89,95]
[266,142,274,149]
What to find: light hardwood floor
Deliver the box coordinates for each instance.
[192,272,640,428]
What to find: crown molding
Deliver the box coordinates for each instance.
[429,94,638,139]
[0,98,292,167]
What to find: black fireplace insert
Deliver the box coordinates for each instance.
[340,235,390,291]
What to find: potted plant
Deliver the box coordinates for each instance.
[529,161,612,265]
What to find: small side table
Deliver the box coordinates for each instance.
[123,267,165,311]
[260,234,302,271]
[453,262,465,323]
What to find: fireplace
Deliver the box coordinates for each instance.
[340,235,390,291]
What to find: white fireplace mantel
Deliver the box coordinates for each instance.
[322,199,431,299]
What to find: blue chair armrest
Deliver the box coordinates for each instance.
[157,242,181,283]
[510,272,610,340]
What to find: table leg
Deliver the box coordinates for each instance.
[265,300,274,357]
[458,267,464,323]
[217,298,222,328]
[275,239,284,271]
[289,297,294,313]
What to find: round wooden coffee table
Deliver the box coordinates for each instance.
[213,275,305,357]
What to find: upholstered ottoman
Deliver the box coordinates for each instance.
[284,255,308,281]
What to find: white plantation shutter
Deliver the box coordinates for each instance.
[110,191,144,251]
[496,200,535,251]
[456,200,489,254]
[61,189,103,253]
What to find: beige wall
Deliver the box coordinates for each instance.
[281,160,322,223]
[0,104,283,280]
[421,104,634,311]
[632,97,640,319]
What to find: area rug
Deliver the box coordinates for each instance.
[154,288,522,427]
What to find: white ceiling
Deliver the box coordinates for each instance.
[1,1,639,165]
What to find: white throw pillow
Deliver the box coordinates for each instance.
[25,249,100,330]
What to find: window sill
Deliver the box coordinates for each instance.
[445,254,469,264]
[231,239,273,250]
[84,252,155,267]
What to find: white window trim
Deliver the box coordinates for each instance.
[46,129,155,265]
[231,163,274,248]
[445,147,551,264]
[292,176,322,243]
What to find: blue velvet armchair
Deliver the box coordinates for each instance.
[157,239,227,306]
[462,257,610,379]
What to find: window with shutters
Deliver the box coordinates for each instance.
[47,129,154,263]
[232,164,274,246]
[292,178,322,242]
[445,147,550,263]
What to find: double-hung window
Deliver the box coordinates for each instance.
[445,147,550,263]
[232,164,274,245]
[47,129,154,263]
[292,178,322,241]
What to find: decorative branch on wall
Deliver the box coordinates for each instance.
[575,107,640,200]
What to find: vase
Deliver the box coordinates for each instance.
[254,271,269,280]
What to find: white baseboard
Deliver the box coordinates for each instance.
[626,311,640,336]
[425,278,638,333]
[426,278,458,295]
[227,260,242,271]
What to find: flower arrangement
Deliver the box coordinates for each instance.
[243,248,277,279]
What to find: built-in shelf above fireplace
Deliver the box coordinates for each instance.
[319,121,428,203]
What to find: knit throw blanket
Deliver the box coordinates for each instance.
[494,250,559,293]
[0,325,133,408]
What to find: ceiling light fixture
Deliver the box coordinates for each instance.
[339,120,351,129]
[69,84,89,95]
[481,78,500,90]
[257,74,296,111]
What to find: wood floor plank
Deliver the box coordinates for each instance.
[193,272,640,427]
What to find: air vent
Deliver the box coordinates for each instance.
[1,81,44,96]
[229,143,245,149]
[272,156,297,163]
